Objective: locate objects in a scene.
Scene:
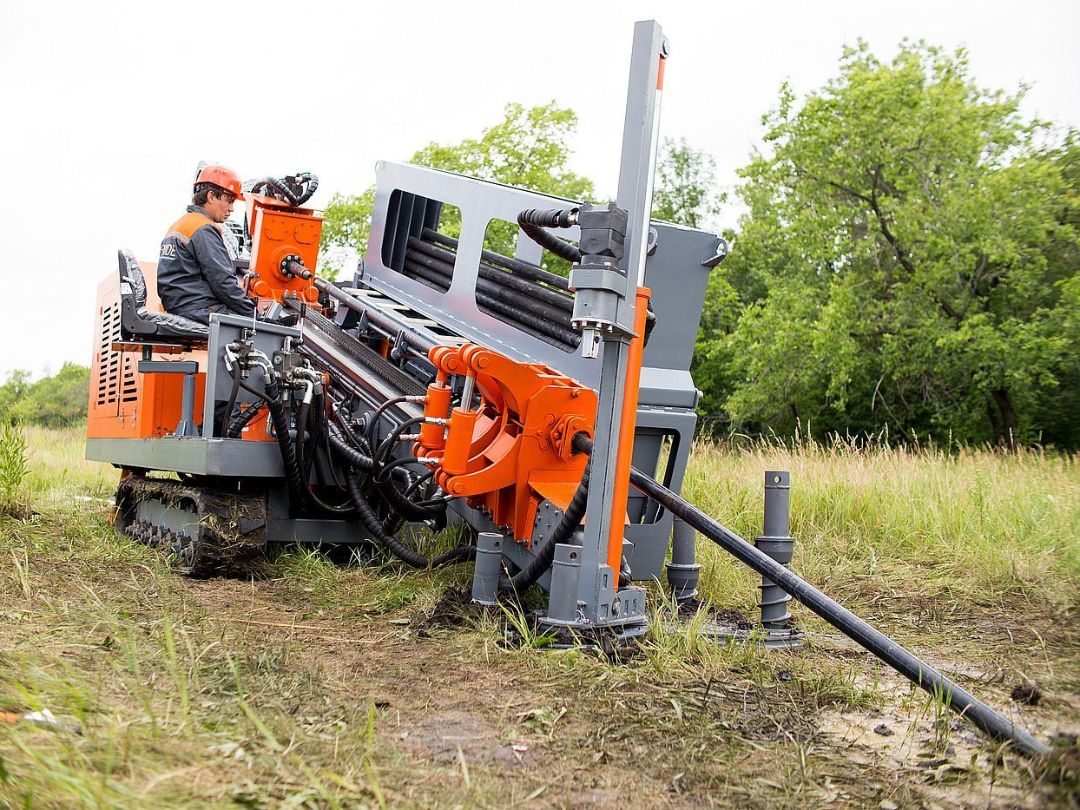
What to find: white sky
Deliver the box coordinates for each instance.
[1,0,1076,378]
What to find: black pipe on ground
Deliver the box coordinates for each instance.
[569,434,1050,758]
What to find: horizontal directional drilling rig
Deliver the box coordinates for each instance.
[86,20,1050,758]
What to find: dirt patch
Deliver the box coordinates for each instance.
[398,709,526,766]
[413,586,479,634]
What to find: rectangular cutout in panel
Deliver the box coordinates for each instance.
[467,218,579,352]
[382,189,460,295]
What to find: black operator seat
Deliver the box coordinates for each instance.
[117,250,208,343]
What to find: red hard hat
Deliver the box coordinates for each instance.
[194,164,246,200]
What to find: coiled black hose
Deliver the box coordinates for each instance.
[247,173,319,206]
[346,473,474,568]
[293,173,319,205]
[226,404,264,438]
[248,176,300,205]
[328,432,443,522]
[517,208,582,264]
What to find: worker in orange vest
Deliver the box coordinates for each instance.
[157,165,255,324]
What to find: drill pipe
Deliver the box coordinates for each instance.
[314,278,438,355]
[403,259,580,347]
[571,435,1051,758]
[421,227,571,291]
[408,238,575,313]
[403,247,574,326]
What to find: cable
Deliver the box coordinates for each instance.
[366,396,413,457]
[226,403,264,438]
[346,472,474,568]
[499,462,590,593]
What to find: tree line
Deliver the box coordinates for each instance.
[322,41,1078,449]
[4,43,1074,448]
[0,364,90,427]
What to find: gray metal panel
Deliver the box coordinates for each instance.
[358,169,715,407]
[623,405,698,580]
[639,368,700,409]
[267,518,369,545]
[86,437,284,476]
[642,222,719,372]
[203,314,301,438]
[363,161,597,383]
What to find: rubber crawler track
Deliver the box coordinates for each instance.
[114,476,268,578]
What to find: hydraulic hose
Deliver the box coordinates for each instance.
[346,473,474,568]
[570,434,1050,758]
[226,403,264,438]
[221,367,241,436]
[249,176,300,205]
[517,208,582,264]
[264,376,312,509]
[293,173,319,205]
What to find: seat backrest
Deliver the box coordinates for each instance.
[117,250,148,307]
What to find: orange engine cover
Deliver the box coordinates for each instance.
[86,262,208,440]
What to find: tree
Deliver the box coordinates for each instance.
[321,102,593,273]
[697,42,1078,447]
[652,137,723,228]
[0,364,90,427]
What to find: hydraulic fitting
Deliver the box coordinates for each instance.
[568,202,630,356]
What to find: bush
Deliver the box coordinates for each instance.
[0,363,89,428]
[0,422,29,518]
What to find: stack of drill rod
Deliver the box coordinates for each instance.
[402,228,580,351]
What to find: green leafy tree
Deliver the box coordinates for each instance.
[0,370,30,422]
[321,102,593,274]
[697,42,1078,447]
[652,136,724,228]
[1,364,90,428]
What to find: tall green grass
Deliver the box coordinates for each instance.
[683,437,1079,612]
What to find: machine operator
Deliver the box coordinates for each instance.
[158,165,256,325]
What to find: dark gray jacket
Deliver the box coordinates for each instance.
[157,205,255,320]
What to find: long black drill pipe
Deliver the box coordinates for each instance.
[403,258,580,347]
[422,227,571,291]
[314,278,438,355]
[403,247,574,326]
[571,435,1050,757]
[408,238,575,313]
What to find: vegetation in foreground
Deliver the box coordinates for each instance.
[0,427,1077,807]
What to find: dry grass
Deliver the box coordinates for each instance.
[0,428,1076,808]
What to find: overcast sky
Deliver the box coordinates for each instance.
[1,0,1076,378]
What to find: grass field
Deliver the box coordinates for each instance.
[0,426,1077,808]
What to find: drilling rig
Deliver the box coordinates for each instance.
[86,21,1049,757]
